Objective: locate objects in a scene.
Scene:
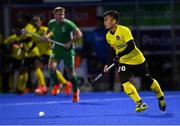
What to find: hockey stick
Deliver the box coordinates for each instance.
[21,29,65,47]
[17,43,23,56]
[88,63,115,84]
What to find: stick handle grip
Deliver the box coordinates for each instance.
[106,63,115,71]
[88,63,115,83]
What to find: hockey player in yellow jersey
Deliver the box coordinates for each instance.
[4,29,24,92]
[103,10,166,112]
[31,16,52,95]
[17,14,47,94]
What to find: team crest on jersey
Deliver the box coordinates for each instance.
[62,27,66,32]
[116,35,120,40]
[52,28,55,32]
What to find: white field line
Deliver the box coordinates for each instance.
[0,95,180,107]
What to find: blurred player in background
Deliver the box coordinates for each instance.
[31,15,52,95]
[4,28,24,93]
[17,13,47,94]
[103,10,166,112]
[46,7,83,102]
[32,15,73,96]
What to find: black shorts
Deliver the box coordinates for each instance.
[40,55,50,65]
[22,56,40,70]
[118,61,153,85]
[10,57,23,70]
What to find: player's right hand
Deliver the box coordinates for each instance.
[103,65,109,73]
[40,36,51,43]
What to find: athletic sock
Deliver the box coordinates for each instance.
[122,81,142,103]
[35,68,46,86]
[17,72,28,92]
[71,75,78,92]
[56,70,67,85]
[150,79,164,98]
[50,70,58,85]
[50,69,67,86]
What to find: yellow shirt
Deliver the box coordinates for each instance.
[4,34,24,60]
[106,25,145,65]
[20,23,40,58]
[33,26,52,56]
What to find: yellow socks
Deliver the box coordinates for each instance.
[122,81,142,103]
[35,68,46,86]
[150,79,164,98]
[17,72,28,92]
[56,70,67,85]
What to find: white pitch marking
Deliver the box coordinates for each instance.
[0,95,180,107]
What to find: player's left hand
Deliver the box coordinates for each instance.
[64,41,72,49]
[40,36,49,42]
[113,55,120,65]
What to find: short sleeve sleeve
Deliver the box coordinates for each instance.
[123,27,134,42]
[68,20,77,31]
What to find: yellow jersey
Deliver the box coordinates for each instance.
[33,26,52,56]
[20,23,40,58]
[4,34,24,60]
[106,25,145,65]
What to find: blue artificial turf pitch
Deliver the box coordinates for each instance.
[0,91,180,125]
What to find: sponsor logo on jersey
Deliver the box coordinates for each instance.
[116,44,126,49]
[62,27,66,32]
[116,35,120,40]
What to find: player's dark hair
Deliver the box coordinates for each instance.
[53,6,65,14]
[19,13,32,23]
[18,13,32,28]
[103,10,119,22]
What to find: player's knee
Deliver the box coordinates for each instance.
[48,61,57,70]
[121,80,128,85]
[120,76,129,84]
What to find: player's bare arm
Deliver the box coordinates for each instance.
[64,27,83,49]
[41,30,53,42]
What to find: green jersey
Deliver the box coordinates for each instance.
[48,18,77,68]
[48,19,77,54]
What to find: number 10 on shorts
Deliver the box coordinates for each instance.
[118,66,126,72]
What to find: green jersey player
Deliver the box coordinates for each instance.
[47,7,83,102]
